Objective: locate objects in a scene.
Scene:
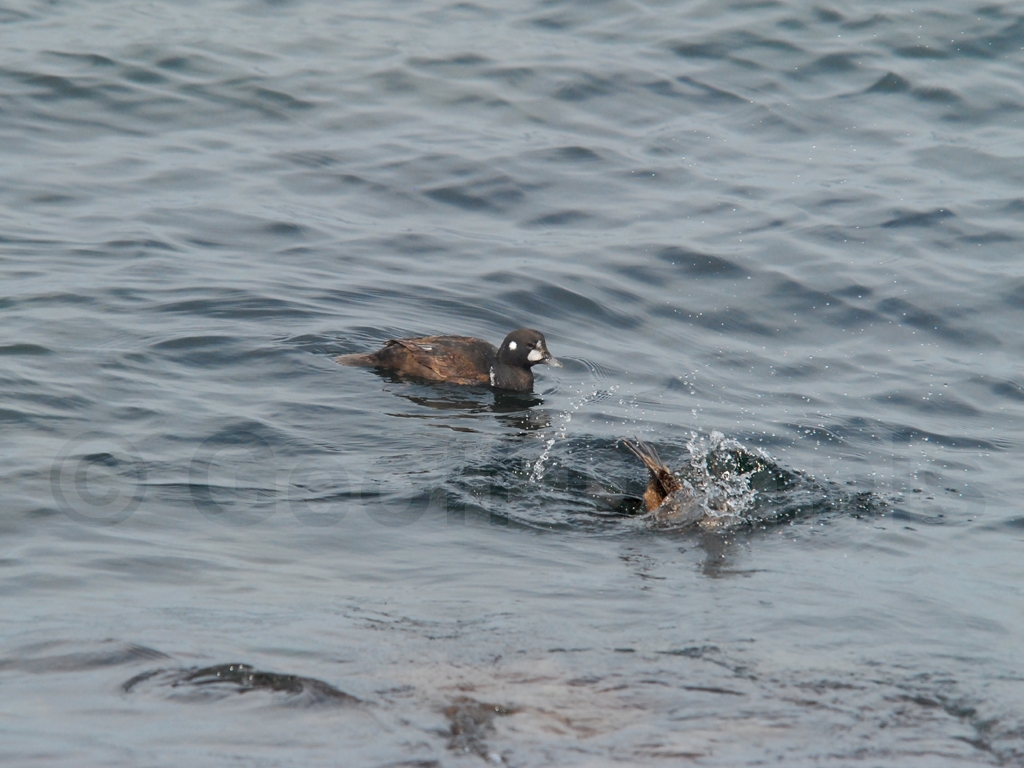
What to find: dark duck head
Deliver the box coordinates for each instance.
[490,328,562,391]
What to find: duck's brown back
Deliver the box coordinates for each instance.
[335,335,496,385]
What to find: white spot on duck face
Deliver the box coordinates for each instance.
[489,367,496,386]
[508,341,517,351]
[527,348,545,362]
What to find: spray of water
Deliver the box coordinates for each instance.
[691,432,760,518]
[644,431,775,529]
[530,385,619,483]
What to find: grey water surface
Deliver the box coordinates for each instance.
[2,0,1024,765]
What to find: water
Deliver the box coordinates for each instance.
[3,0,1024,764]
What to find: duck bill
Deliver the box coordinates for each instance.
[543,355,563,368]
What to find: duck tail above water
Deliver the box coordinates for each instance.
[622,438,683,511]
[622,438,662,474]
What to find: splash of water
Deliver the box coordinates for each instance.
[650,431,774,528]
[690,431,761,518]
[530,386,619,483]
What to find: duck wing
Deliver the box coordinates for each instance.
[377,336,495,385]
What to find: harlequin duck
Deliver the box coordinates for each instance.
[623,439,720,527]
[335,328,562,392]
[622,439,684,512]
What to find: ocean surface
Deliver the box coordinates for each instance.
[2,0,1024,765]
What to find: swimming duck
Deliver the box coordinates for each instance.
[335,328,561,392]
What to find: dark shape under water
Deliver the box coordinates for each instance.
[445,696,517,761]
[335,328,561,392]
[123,662,359,706]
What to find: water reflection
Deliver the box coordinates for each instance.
[377,373,552,431]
